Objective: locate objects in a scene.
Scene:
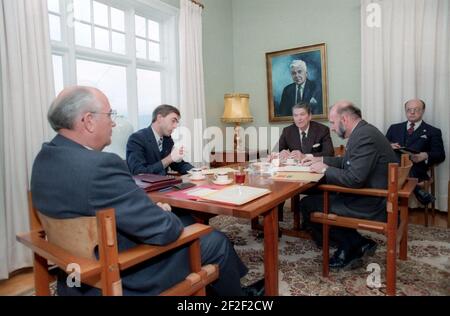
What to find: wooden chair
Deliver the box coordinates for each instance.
[310,155,417,296]
[417,165,436,227]
[17,193,219,296]
[334,144,346,157]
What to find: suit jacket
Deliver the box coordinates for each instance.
[276,121,334,156]
[278,80,322,116]
[323,120,398,221]
[126,127,193,175]
[30,135,189,295]
[386,121,445,181]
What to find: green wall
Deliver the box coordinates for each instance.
[202,0,361,148]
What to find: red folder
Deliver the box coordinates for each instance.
[133,174,182,192]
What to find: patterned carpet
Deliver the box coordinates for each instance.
[209,209,450,296]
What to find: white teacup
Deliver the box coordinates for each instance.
[190,168,203,179]
[214,172,229,183]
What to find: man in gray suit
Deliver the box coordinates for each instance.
[31,86,256,296]
[300,101,398,269]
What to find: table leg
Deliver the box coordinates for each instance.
[263,206,279,296]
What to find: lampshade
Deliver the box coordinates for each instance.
[221,93,253,123]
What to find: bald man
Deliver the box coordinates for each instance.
[31,86,256,296]
[386,99,445,205]
[300,101,398,269]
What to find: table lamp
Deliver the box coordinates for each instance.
[221,93,253,152]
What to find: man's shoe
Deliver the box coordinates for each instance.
[329,248,363,270]
[242,279,265,296]
[357,239,377,258]
[415,188,436,205]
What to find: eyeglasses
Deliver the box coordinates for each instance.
[90,109,118,121]
[406,108,423,114]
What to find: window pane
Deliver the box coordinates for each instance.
[137,69,161,129]
[52,55,64,96]
[135,15,146,38]
[112,31,125,54]
[136,38,146,59]
[74,21,92,47]
[77,59,128,117]
[94,27,109,51]
[93,1,108,27]
[47,0,60,13]
[48,14,61,41]
[148,42,160,62]
[73,0,91,23]
[148,20,160,41]
[111,7,124,32]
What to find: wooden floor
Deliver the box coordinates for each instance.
[0,208,448,296]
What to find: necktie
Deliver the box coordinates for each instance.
[157,137,163,152]
[407,122,415,135]
[301,131,307,147]
[296,85,302,104]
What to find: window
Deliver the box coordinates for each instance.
[47,0,179,130]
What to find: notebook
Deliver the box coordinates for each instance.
[189,185,271,206]
[133,174,182,192]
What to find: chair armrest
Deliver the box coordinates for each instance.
[398,178,417,198]
[318,184,388,197]
[16,230,102,279]
[118,223,213,270]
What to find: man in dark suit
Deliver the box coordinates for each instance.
[277,60,322,116]
[300,101,398,269]
[126,104,193,176]
[31,86,257,296]
[275,102,334,160]
[386,99,445,205]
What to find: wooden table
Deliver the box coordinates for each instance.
[148,170,315,296]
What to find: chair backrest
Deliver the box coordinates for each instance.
[37,213,99,260]
[398,154,413,190]
[334,144,345,157]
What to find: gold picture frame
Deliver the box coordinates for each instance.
[266,43,328,122]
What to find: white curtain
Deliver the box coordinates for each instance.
[0,0,54,279]
[361,0,449,210]
[179,0,206,164]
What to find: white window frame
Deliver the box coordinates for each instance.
[50,0,179,130]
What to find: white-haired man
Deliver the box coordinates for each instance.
[277,59,322,116]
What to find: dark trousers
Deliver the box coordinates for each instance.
[299,194,367,252]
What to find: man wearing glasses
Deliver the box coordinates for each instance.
[386,99,445,205]
[30,86,251,296]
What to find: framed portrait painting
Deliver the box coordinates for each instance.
[266,43,328,122]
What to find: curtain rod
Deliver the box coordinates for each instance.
[189,0,204,9]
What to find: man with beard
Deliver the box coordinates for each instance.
[300,101,398,269]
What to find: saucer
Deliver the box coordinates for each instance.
[188,175,206,181]
[212,178,233,185]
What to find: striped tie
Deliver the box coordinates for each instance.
[158,138,163,152]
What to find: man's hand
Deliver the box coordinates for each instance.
[410,152,428,163]
[170,146,184,163]
[391,143,401,149]
[289,150,305,161]
[157,202,172,212]
[301,156,322,166]
[310,162,328,174]
[279,150,290,160]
